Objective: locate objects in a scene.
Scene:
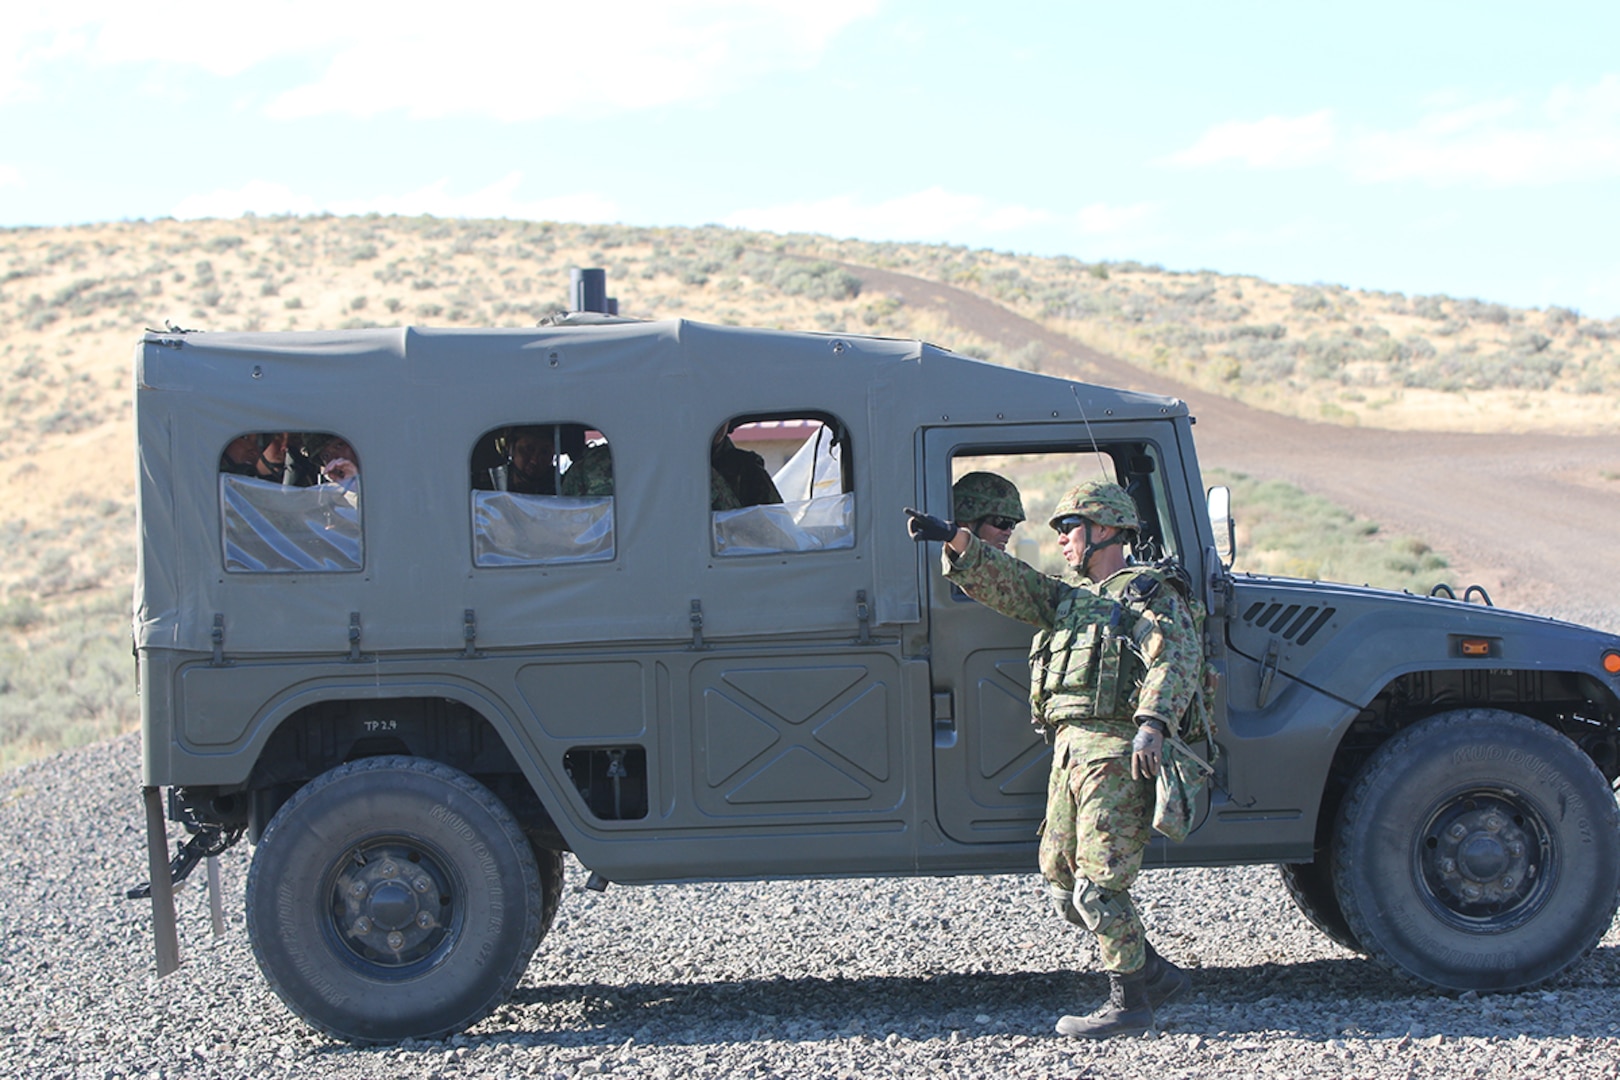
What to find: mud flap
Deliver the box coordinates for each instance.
[142,786,181,976]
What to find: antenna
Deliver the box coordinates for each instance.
[1068,383,1113,478]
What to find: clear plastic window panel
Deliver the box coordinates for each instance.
[712,492,855,556]
[472,492,615,566]
[221,475,362,572]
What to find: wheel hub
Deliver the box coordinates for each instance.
[330,843,453,967]
[1421,793,1548,926]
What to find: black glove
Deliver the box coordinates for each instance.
[903,507,957,543]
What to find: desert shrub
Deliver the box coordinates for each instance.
[1455,299,1510,324]
[0,594,140,771]
[1171,284,1216,305]
[1412,295,1449,320]
[742,257,860,301]
[0,596,42,630]
[1209,468,1448,593]
[1007,341,1046,372]
[1291,287,1330,312]
[1229,324,1286,341]
[1511,329,1552,354]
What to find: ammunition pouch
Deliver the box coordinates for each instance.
[1029,598,1145,723]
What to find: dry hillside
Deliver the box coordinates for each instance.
[3,214,1619,766]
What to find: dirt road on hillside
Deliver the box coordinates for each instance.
[848,264,1620,628]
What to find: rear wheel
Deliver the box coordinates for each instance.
[1333,709,1620,991]
[246,756,548,1043]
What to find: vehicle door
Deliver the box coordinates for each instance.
[921,424,1197,844]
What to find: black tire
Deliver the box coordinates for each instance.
[1333,709,1620,992]
[246,757,547,1044]
[527,837,566,941]
[1279,859,1363,954]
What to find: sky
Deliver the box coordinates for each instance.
[4,1,1619,318]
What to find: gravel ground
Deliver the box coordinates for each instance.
[3,734,1617,1079]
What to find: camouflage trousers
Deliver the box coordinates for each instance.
[1038,719,1153,973]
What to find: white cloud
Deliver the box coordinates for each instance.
[0,164,22,189]
[1163,110,1337,169]
[171,173,619,222]
[1166,76,1620,187]
[1353,76,1620,185]
[1,1,881,119]
[1075,202,1157,235]
[724,187,1054,240]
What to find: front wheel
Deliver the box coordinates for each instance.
[1279,859,1362,955]
[1333,709,1620,992]
[246,756,547,1043]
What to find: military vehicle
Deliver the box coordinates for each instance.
[132,291,1620,1043]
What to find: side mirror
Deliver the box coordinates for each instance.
[1207,485,1235,567]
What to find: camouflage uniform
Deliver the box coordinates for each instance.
[560,443,615,497]
[943,533,1200,974]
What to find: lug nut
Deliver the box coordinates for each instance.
[414,877,431,893]
[349,881,367,898]
[380,862,398,878]
[416,912,433,929]
[1449,823,1468,840]
[353,917,372,935]
[386,931,404,951]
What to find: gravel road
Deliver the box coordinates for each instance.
[3,733,1617,1079]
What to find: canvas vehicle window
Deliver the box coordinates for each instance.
[711,413,853,557]
[469,423,614,567]
[219,430,362,573]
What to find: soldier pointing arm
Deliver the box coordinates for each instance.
[905,478,1202,1039]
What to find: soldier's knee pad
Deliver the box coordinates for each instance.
[1072,878,1129,934]
[1049,884,1086,927]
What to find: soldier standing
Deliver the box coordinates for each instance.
[905,479,1201,1039]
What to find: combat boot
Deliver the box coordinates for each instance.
[1054,971,1153,1039]
[1142,941,1190,1009]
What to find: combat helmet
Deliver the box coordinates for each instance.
[1048,479,1138,533]
[953,472,1025,525]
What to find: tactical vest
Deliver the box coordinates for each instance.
[1027,563,1200,727]
[1027,588,1147,723]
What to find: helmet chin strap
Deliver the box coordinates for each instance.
[1079,521,1129,578]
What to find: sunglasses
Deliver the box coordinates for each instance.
[982,515,1019,531]
[1052,515,1087,535]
